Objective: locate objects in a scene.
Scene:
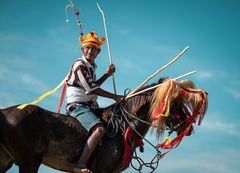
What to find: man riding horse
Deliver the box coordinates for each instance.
[65,31,125,173]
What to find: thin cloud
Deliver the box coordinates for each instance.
[225,88,240,99]
[120,59,145,74]
[202,120,240,137]
[224,78,240,100]
[201,112,240,137]
[0,65,49,93]
[195,69,229,80]
[0,65,10,79]
[0,92,18,107]
[196,71,213,79]
[127,144,240,173]
[159,152,239,173]
[150,45,177,57]
[117,29,129,35]
[20,73,48,91]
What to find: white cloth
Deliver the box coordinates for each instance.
[66,86,98,104]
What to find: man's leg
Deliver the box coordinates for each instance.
[72,125,106,173]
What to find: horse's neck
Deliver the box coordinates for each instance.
[123,95,152,138]
[93,95,151,137]
[92,106,111,123]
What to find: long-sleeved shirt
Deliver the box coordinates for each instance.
[66,56,99,107]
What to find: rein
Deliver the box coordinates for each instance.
[108,104,162,173]
[120,105,161,173]
[107,100,191,173]
[120,105,160,151]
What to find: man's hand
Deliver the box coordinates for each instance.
[114,95,126,105]
[106,64,116,76]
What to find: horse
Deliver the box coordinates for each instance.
[0,79,208,173]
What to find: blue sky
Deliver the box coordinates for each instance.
[1,0,240,173]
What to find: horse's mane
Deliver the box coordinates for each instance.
[124,77,169,119]
[123,81,160,117]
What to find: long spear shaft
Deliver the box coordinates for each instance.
[128,47,189,97]
[126,71,197,99]
[97,3,117,94]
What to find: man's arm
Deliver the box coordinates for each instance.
[96,64,115,86]
[92,88,123,103]
[96,73,110,86]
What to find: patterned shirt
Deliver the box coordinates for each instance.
[66,56,100,106]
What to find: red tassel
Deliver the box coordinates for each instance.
[158,151,170,160]
[158,124,192,149]
[57,82,67,113]
[151,94,169,121]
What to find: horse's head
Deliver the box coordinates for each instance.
[149,79,208,139]
[165,100,192,136]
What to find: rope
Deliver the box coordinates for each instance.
[106,104,128,137]
[131,149,160,173]
[106,88,133,137]
[121,106,170,130]
[120,106,160,152]
[106,88,181,172]
[119,105,162,172]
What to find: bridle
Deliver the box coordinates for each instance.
[118,104,162,173]
[106,100,188,173]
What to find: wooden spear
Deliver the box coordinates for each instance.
[128,46,189,97]
[97,3,117,94]
[126,71,197,99]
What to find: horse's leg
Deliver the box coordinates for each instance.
[0,144,14,173]
[0,160,14,173]
[18,159,41,173]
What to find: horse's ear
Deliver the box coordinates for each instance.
[180,80,196,89]
[158,77,170,84]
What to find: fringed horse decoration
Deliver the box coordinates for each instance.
[0,79,208,173]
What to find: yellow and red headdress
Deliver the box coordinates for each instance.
[79,31,105,49]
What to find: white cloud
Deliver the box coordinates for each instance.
[202,120,240,137]
[125,146,240,173]
[0,65,10,79]
[200,112,240,137]
[121,59,144,74]
[118,29,129,35]
[150,45,177,56]
[0,67,53,108]
[157,150,239,173]
[0,92,18,107]
[0,54,36,67]
[20,73,49,91]
[0,65,49,92]
[196,71,213,79]
[225,88,240,99]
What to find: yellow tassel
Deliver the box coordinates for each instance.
[164,135,171,145]
[17,76,67,110]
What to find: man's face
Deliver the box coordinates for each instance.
[82,45,100,64]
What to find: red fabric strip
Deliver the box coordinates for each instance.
[57,82,67,113]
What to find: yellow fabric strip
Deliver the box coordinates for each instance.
[17,76,67,110]
[159,99,171,117]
